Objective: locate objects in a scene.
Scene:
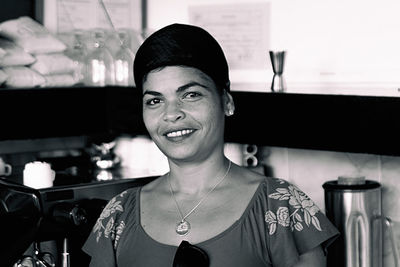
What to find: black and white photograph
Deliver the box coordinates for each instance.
[1,0,399,266]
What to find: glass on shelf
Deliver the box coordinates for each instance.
[114,30,135,87]
[85,29,115,86]
[64,30,87,85]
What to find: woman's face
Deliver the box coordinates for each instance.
[142,66,232,162]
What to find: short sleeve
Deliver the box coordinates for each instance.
[82,190,130,267]
[264,178,339,267]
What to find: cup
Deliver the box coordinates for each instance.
[269,50,286,92]
[23,161,55,189]
[0,157,12,176]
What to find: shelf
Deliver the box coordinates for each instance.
[225,92,400,156]
[1,86,400,156]
[0,86,147,140]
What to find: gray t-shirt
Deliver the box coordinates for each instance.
[82,177,339,267]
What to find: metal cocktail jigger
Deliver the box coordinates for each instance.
[269,51,286,92]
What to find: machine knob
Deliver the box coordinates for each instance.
[52,202,88,226]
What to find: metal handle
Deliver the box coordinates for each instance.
[346,212,369,267]
[61,238,70,267]
[384,217,399,267]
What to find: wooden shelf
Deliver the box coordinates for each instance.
[1,87,400,156]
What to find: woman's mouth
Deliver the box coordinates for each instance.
[165,129,195,138]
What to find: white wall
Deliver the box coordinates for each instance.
[146,0,400,96]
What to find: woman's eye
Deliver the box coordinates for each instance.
[183,91,201,100]
[145,98,162,106]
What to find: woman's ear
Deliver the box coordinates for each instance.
[223,90,235,116]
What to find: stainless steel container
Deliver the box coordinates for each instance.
[269,50,286,92]
[323,177,383,267]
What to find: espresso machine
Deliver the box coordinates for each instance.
[0,176,155,267]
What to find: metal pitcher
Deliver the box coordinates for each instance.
[323,177,399,267]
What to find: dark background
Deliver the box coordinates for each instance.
[0,0,42,23]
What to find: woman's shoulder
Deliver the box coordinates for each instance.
[82,186,142,258]
[242,170,304,197]
[231,167,340,265]
[238,170,323,231]
[109,186,141,206]
[233,165,288,193]
[258,176,329,235]
[94,187,141,228]
[261,176,295,192]
[256,176,319,214]
[233,165,305,199]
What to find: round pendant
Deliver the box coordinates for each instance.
[176,220,191,236]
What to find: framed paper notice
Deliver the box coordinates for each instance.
[189,2,270,70]
[43,0,142,33]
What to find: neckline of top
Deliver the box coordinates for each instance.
[136,177,267,248]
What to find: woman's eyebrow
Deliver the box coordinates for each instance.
[177,81,208,93]
[143,90,162,97]
[143,81,209,97]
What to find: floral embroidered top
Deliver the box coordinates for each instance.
[82,177,339,267]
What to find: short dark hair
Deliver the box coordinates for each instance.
[134,23,230,94]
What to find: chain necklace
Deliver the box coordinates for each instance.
[168,160,232,236]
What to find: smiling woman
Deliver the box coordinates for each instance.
[82,23,339,267]
[141,66,229,163]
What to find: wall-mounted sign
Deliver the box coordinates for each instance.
[43,0,142,33]
[189,2,270,70]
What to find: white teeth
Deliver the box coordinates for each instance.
[167,129,193,137]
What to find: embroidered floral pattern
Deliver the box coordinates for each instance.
[265,181,322,235]
[93,191,127,244]
[113,221,126,249]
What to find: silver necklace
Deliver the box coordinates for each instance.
[168,160,232,236]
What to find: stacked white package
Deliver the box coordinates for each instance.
[0,16,78,88]
[0,34,44,88]
[30,52,77,87]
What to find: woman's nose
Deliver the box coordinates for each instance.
[163,101,185,122]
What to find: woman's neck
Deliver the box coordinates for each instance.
[167,157,230,196]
